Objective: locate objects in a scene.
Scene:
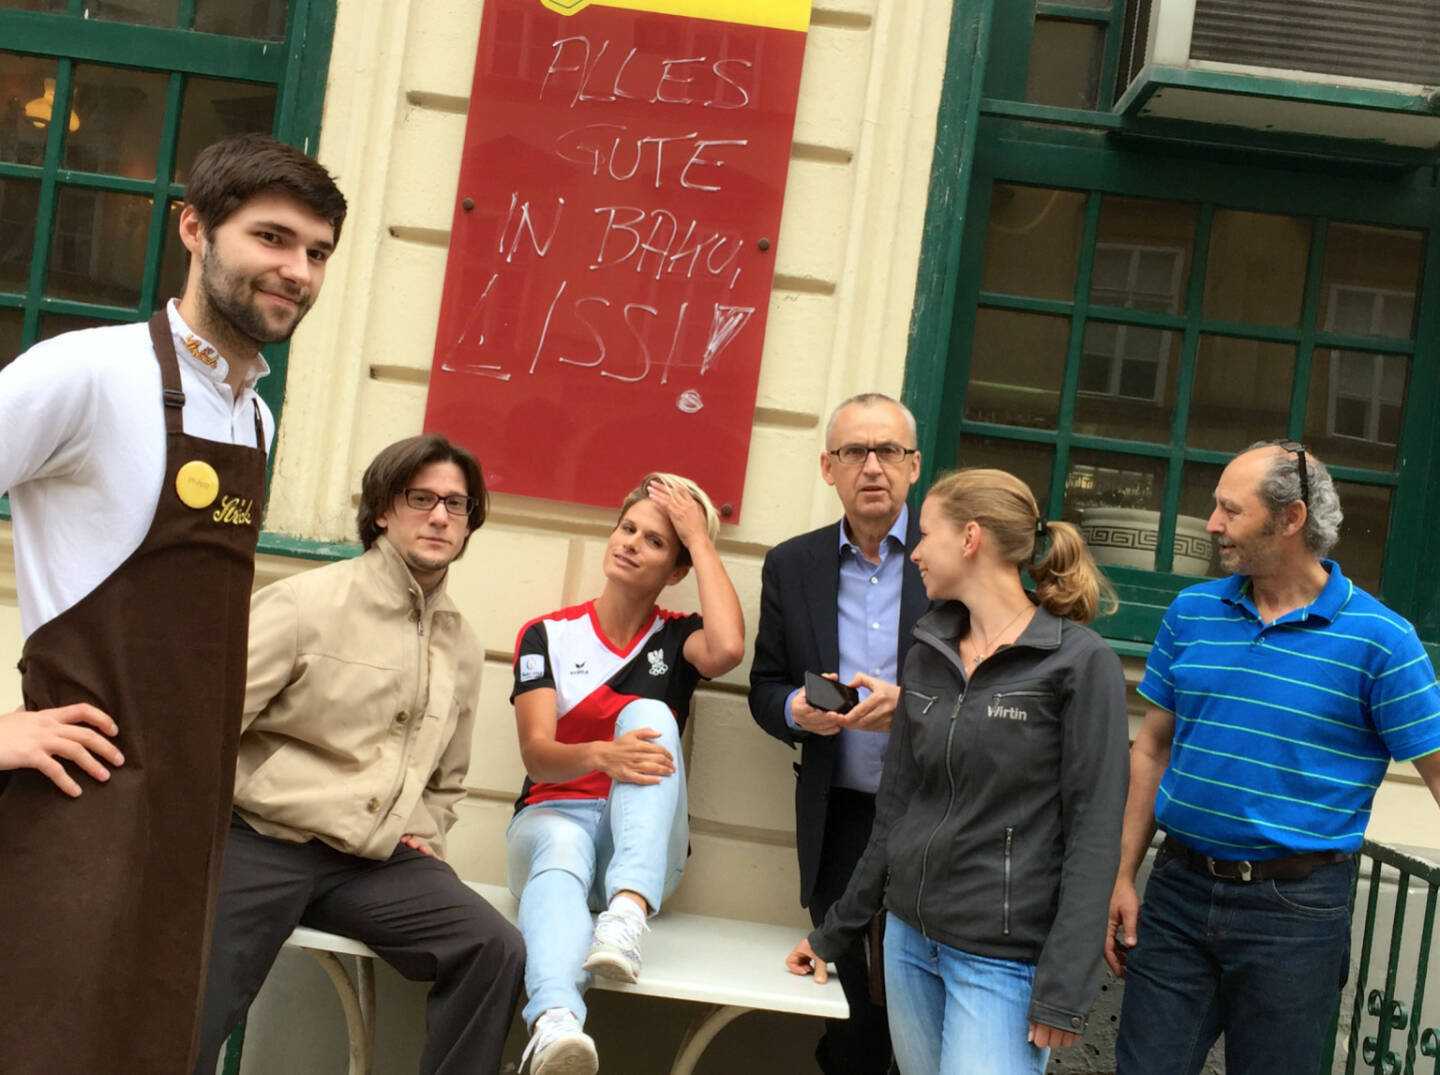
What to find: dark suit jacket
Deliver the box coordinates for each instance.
[747,512,928,908]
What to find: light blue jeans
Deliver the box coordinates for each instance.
[505,699,688,1028]
[884,914,1049,1075]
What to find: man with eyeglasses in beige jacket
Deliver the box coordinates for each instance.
[192,433,524,1075]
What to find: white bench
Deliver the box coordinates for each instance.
[225,881,848,1075]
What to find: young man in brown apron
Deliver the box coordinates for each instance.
[192,434,525,1075]
[0,134,346,1074]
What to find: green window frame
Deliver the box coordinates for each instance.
[905,0,1440,650]
[0,0,335,449]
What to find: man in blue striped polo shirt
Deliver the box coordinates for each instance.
[1106,440,1440,1075]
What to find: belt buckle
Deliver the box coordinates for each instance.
[1205,855,1253,882]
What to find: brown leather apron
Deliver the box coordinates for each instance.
[0,312,266,1074]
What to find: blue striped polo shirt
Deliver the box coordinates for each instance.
[1138,561,1440,860]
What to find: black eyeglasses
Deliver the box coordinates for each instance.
[402,488,476,516]
[1280,441,1310,506]
[827,443,918,466]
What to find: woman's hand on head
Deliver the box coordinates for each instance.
[594,727,675,785]
[647,480,709,551]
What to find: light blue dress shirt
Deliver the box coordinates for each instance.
[785,504,909,794]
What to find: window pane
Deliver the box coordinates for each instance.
[1025,18,1105,110]
[1073,319,1180,444]
[45,187,151,306]
[1334,481,1391,594]
[86,0,179,29]
[0,306,22,371]
[1320,224,1422,340]
[1092,196,1198,315]
[1064,451,1201,573]
[0,53,60,165]
[1188,336,1295,452]
[195,0,287,40]
[157,198,186,304]
[1304,349,1409,470]
[38,312,117,340]
[0,177,39,293]
[174,77,277,183]
[1203,210,1311,328]
[1179,461,1223,578]
[954,435,1055,515]
[965,308,1071,430]
[0,1,66,11]
[65,64,168,179]
[981,184,1088,301]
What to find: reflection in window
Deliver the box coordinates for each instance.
[1329,351,1405,447]
[981,184,1088,302]
[1025,17,1105,110]
[1080,243,1183,403]
[0,177,39,292]
[1188,337,1295,452]
[955,434,1055,514]
[1334,481,1391,594]
[0,306,22,370]
[1321,223,1423,338]
[1203,210,1311,328]
[965,308,1070,430]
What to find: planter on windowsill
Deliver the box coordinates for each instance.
[1079,508,1212,576]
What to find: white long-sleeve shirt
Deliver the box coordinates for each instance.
[0,300,274,637]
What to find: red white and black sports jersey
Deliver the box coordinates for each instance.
[511,600,703,809]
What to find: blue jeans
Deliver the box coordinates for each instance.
[883,914,1049,1075]
[505,699,688,1028]
[1115,846,1355,1075]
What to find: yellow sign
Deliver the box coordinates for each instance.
[175,460,221,510]
[538,0,809,32]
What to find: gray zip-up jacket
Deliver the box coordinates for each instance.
[809,600,1129,1033]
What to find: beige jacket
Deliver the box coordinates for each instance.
[233,535,482,859]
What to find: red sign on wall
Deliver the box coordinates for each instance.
[424,0,811,521]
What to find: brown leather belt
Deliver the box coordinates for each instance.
[1163,835,1351,883]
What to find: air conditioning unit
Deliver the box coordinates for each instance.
[1114,0,1440,156]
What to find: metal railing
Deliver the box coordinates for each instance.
[1323,840,1440,1074]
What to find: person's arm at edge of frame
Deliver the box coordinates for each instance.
[1028,639,1131,1050]
[785,681,920,982]
[0,339,121,796]
[404,627,484,861]
[1412,749,1440,810]
[1104,704,1175,978]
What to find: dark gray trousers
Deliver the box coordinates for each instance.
[193,815,525,1075]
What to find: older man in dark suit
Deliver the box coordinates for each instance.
[749,392,927,1075]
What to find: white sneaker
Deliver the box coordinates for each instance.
[582,907,649,983]
[519,1008,597,1075]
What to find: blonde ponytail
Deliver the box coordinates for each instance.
[927,469,1116,625]
[1029,520,1117,625]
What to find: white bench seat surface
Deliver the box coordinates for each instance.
[288,881,848,1020]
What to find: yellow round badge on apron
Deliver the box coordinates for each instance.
[175,460,220,509]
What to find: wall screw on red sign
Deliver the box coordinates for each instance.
[757,237,771,251]
[461,198,475,211]
[721,503,734,517]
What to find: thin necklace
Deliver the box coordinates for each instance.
[966,605,1031,667]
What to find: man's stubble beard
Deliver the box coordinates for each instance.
[198,243,310,349]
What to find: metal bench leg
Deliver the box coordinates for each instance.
[669,1004,749,1075]
[306,949,376,1075]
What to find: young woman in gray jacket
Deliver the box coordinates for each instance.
[787,468,1130,1074]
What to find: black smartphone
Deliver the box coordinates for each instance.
[804,671,860,714]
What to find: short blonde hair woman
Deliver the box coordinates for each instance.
[508,472,743,1075]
